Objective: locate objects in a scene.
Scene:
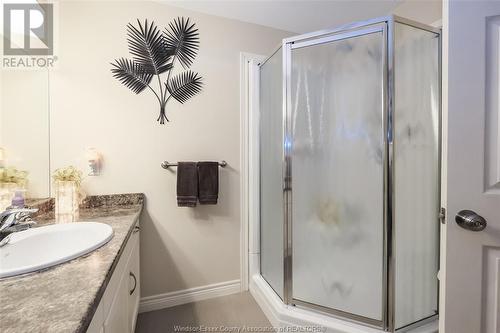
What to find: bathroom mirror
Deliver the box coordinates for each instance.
[0,66,51,208]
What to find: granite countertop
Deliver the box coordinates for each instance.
[0,193,144,333]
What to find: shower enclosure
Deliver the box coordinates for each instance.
[259,16,440,332]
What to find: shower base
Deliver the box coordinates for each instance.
[249,275,438,333]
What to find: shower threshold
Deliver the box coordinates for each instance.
[249,275,438,333]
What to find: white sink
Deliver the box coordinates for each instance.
[0,222,113,278]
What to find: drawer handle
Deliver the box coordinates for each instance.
[130,272,137,295]
[133,225,140,233]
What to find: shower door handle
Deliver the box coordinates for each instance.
[455,210,487,231]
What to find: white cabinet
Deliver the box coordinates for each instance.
[104,273,129,333]
[128,234,140,330]
[87,222,140,333]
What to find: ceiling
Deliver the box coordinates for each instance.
[163,0,406,34]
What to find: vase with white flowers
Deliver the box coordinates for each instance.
[0,167,28,211]
[52,166,84,223]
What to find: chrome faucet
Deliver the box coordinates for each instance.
[0,207,38,233]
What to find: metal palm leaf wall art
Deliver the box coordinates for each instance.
[111,17,203,124]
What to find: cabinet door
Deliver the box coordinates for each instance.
[104,270,129,333]
[128,230,140,331]
[86,299,104,333]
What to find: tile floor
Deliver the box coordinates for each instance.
[135,291,271,333]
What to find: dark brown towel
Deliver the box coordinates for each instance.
[177,162,198,207]
[197,161,219,205]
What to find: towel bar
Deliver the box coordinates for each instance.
[161,160,227,169]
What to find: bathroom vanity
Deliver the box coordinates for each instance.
[87,215,140,333]
[0,194,143,333]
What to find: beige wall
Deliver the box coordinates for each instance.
[49,1,290,297]
[393,0,442,25]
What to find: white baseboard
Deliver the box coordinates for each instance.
[139,279,241,313]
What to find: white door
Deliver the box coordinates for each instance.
[444,1,500,333]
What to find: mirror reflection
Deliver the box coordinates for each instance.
[0,67,50,210]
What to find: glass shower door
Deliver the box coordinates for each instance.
[290,27,386,323]
[393,22,440,330]
[260,47,284,299]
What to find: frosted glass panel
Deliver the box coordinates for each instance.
[291,31,384,320]
[394,23,439,329]
[260,48,284,299]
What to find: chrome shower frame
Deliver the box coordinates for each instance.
[259,15,442,332]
